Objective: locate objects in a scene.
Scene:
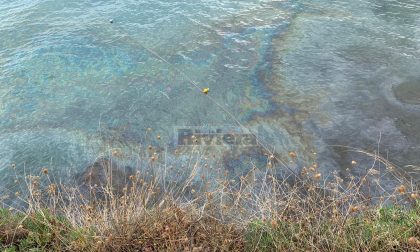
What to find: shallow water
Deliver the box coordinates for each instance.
[0,0,419,194]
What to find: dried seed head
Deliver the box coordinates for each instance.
[42,168,49,174]
[112,149,122,157]
[350,205,359,213]
[314,173,322,180]
[397,185,406,194]
[270,219,278,228]
[47,184,57,195]
[408,237,419,246]
[288,151,297,159]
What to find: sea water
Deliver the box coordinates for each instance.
[0,0,419,198]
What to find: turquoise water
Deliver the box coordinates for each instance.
[0,0,419,193]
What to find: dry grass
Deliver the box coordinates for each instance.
[0,147,419,251]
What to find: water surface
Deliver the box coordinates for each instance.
[0,0,419,195]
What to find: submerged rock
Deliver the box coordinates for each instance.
[76,158,134,197]
[393,79,420,105]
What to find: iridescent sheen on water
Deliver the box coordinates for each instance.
[0,0,419,193]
